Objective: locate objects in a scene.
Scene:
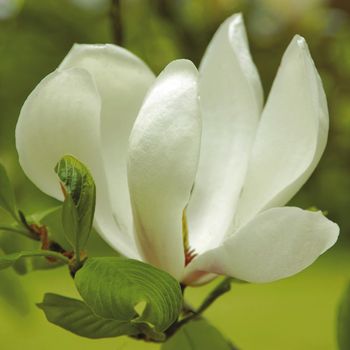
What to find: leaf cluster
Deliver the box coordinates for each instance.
[0,156,234,347]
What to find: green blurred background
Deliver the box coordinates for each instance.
[1,0,350,349]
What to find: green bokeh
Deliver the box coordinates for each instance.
[1,0,350,349]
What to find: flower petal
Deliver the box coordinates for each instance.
[127,60,201,279]
[235,36,329,227]
[59,44,155,238]
[184,207,339,283]
[186,14,263,253]
[16,68,139,258]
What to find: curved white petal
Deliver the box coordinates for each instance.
[184,207,339,283]
[59,44,155,237]
[235,36,329,227]
[15,68,139,258]
[187,14,263,253]
[127,60,201,279]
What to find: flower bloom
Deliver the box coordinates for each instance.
[16,14,339,285]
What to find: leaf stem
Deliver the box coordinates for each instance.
[3,250,71,264]
[0,225,38,241]
[165,278,233,338]
[75,247,81,265]
[197,277,233,314]
[36,250,70,264]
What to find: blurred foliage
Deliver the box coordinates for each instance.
[0,0,350,348]
[337,281,350,349]
[0,267,29,314]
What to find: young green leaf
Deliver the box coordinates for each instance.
[0,250,69,270]
[54,155,96,253]
[0,163,18,220]
[74,257,183,340]
[38,293,139,338]
[338,282,350,350]
[162,319,237,350]
[61,194,79,249]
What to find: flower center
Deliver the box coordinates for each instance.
[185,247,197,266]
[182,209,197,266]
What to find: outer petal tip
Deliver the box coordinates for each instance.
[314,211,340,252]
[226,13,246,43]
[287,35,311,59]
[294,34,307,47]
[228,12,243,29]
[164,59,199,78]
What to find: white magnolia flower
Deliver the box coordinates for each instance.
[16,14,339,285]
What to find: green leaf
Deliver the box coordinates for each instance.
[0,250,69,270]
[75,257,182,340]
[54,155,96,252]
[162,319,237,350]
[38,293,139,339]
[0,163,18,220]
[338,282,350,350]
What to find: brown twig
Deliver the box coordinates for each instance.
[154,0,219,65]
[110,0,123,45]
[17,210,73,264]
